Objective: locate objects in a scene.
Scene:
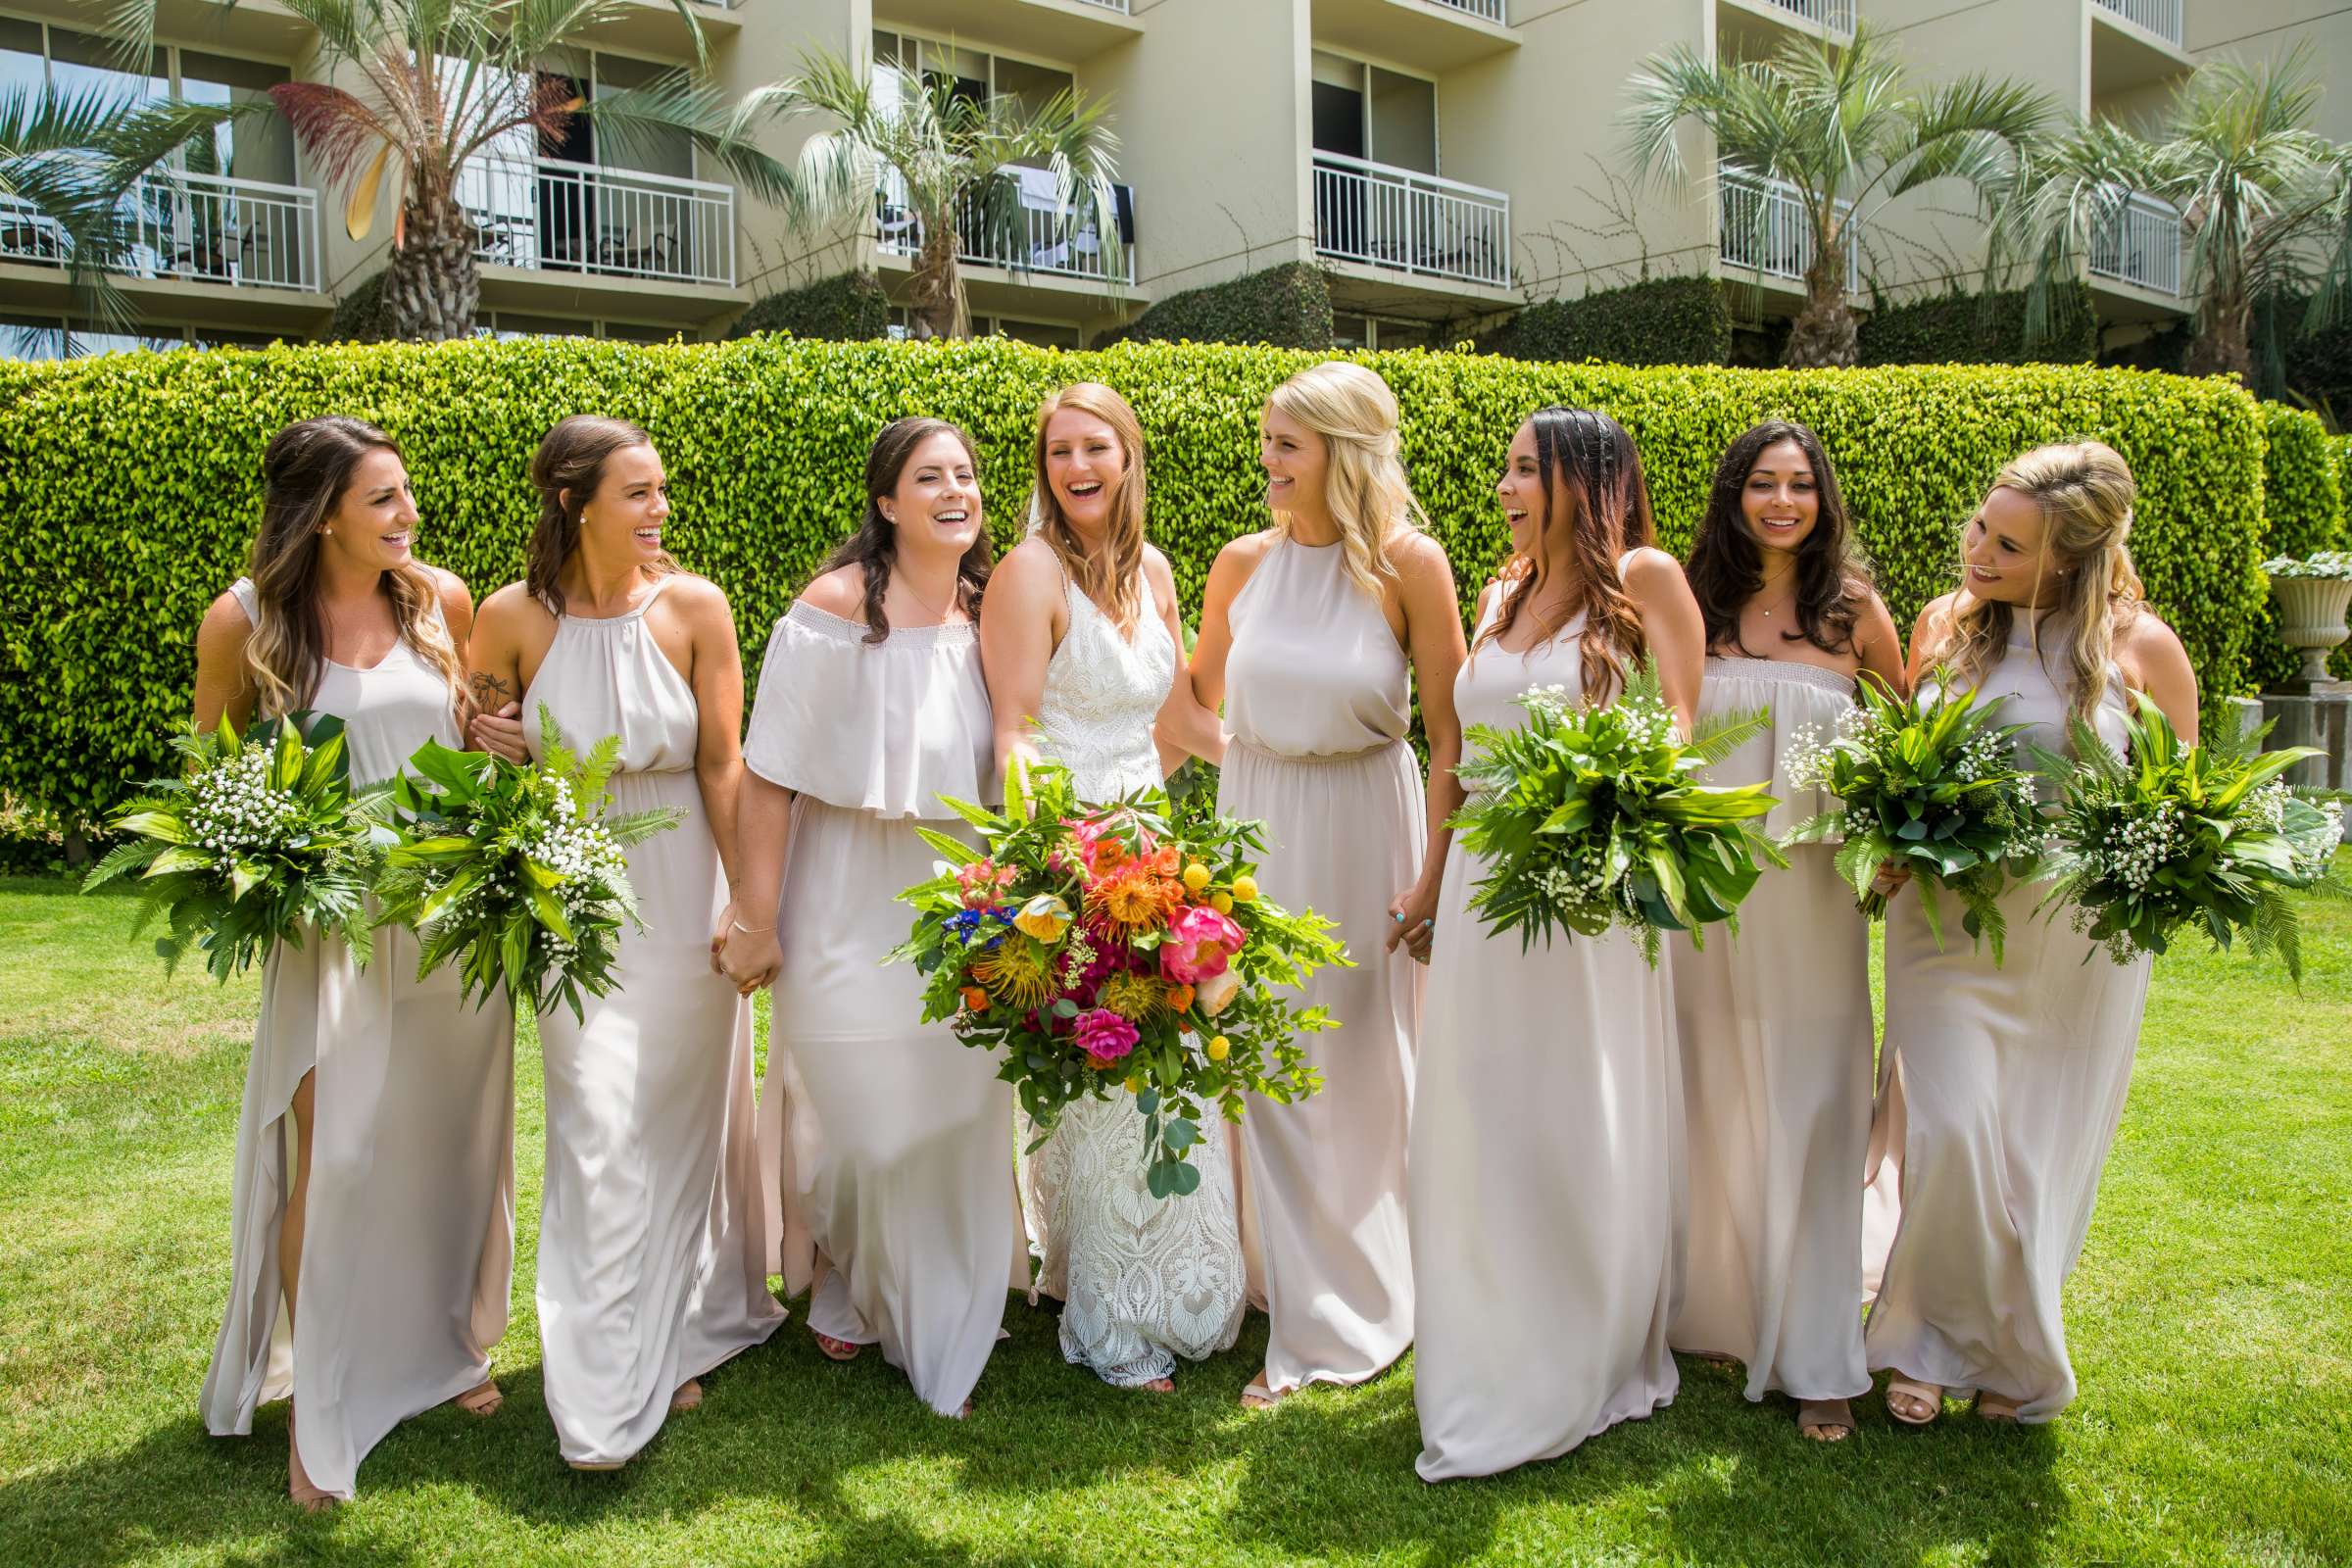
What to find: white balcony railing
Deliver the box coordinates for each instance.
[2088,188,2181,296]
[0,168,318,291]
[1753,0,1856,31]
[1070,0,1132,11]
[463,156,734,287]
[1718,168,1861,294]
[2090,0,2183,47]
[875,182,1135,286]
[1311,151,1511,289]
[1427,0,1505,22]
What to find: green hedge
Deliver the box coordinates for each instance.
[2248,403,2347,691]
[1100,262,1333,349]
[1858,282,2099,368]
[1485,276,1731,367]
[729,268,891,342]
[0,339,2269,827]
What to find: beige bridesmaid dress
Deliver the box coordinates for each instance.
[1668,657,1873,1405]
[1409,591,1681,1482]
[1866,614,2147,1420]
[1219,535,1422,1395]
[746,601,1017,1416]
[524,574,784,1466]
[201,579,514,1500]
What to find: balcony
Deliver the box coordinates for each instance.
[873,0,1142,61]
[1310,0,1517,73]
[1312,152,1511,290]
[874,182,1135,288]
[0,168,318,292]
[2090,0,2182,47]
[2088,188,2181,297]
[461,157,734,288]
[1428,0,1503,18]
[1718,168,1860,295]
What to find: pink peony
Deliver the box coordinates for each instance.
[1073,1007,1139,1065]
[1158,904,1248,984]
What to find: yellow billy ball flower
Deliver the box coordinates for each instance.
[1182,861,1212,894]
[1209,892,1234,915]
[1206,1035,1231,1061]
[1231,874,1258,903]
[1123,1073,1144,1095]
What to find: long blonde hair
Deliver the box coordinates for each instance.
[1940,440,2144,722]
[1265,361,1430,600]
[1027,382,1148,634]
[244,416,463,717]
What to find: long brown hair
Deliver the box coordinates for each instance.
[243,416,463,716]
[1685,419,1871,658]
[1480,406,1655,700]
[525,416,678,615]
[818,416,996,644]
[1936,440,2144,723]
[1027,382,1148,633]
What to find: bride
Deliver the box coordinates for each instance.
[977,380,1244,1391]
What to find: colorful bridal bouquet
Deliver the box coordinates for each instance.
[1784,670,2045,961]
[892,760,1346,1200]
[2035,693,2343,982]
[83,711,391,980]
[1446,662,1784,963]
[372,706,681,1020]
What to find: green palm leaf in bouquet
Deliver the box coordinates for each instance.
[1446,660,1785,964]
[1783,668,2045,963]
[372,704,683,1021]
[82,710,391,981]
[2034,693,2344,984]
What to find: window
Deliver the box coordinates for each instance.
[0,23,292,181]
[870,30,1075,115]
[1310,51,1438,174]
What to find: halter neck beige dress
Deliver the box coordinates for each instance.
[201,578,514,1501]
[1865,613,2146,1420]
[524,574,784,1466]
[1219,534,1422,1395]
[1022,565,1248,1387]
[1410,588,1681,1482]
[1668,656,1873,1405]
[746,600,1016,1416]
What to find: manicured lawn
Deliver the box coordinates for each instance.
[1,870,2346,1567]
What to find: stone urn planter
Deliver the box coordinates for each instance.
[2264,553,2352,687]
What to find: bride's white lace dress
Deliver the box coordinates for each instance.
[1023,566,1247,1387]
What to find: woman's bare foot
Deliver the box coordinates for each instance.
[812,1330,861,1362]
[669,1379,704,1412]
[452,1378,503,1417]
[1797,1397,1855,1442]
[1136,1376,1174,1394]
[1885,1377,1943,1426]
[287,1406,336,1513]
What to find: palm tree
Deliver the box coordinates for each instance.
[752,49,1122,340]
[0,80,240,345]
[1624,24,2051,368]
[1988,46,2352,383]
[105,0,798,341]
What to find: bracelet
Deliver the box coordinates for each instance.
[729,918,775,936]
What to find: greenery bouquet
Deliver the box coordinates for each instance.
[83,711,390,981]
[892,759,1345,1200]
[1784,670,2045,961]
[1446,662,1784,964]
[373,706,681,1021]
[2035,693,2343,983]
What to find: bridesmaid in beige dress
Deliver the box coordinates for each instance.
[1181,362,1465,1408]
[1868,441,2198,1426]
[468,416,783,1469]
[1410,407,1706,1481]
[1668,421,1905,1444]
[194,417,513,1509]
[717,417,1013,1418]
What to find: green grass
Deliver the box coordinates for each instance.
[2,871,2347,1567]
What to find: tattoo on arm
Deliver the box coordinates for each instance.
[467,670,514,716]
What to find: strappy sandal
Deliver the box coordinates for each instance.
[1976,1393,2023,1423]
[1797,1398,1855,1443]
[669,1379,704,1412]
[812,1330,861,1362]
[1885,1377,1943,1427]
[287,1406,337,1513]
[1239,1368,1286,1410]
[452,1379,503,1417]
